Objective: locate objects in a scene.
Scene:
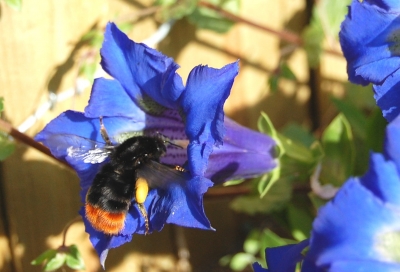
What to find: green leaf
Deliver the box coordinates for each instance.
[366,108,387,152]
[223,178,245,186]
[302,18,324,68]
[31,249,57,265]
[79,61,98,83]
[0,97,4,112]
[260,229,288,249]
[317,0,352,39]
[257,166,281,197]
[308,191,329,209]
[229,252,255,271]
[0,132,15,161]
[278,133,315,164]
[281,63,297,81]
[320,114,355,186]
[80,29,104,48]
[231,177,291,214]
[188,0,239,33]
[44,253,66,271]
[66,245,85,270]
[243,230,261,254]
[286,204,313,241]
[268,74,279,93]
[156,0,198,21]
[4,0,22,11]
[332,97,367,139]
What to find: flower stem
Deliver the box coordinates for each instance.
[197,1,342,57]
[0,119,72,169]
[61,216,81,247]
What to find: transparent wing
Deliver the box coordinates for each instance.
[136,160,187,189]
[46,134,113,164]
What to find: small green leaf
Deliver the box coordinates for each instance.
[281,63,296,81]
[257,167,281,197]
[66,245,85,270]
[302,17,324,68]
[223,179,245,186]
[286,204,313,241]
[4,0,22,11]
[320,114,355,186]
[0,133,15,161]
[188,0,239,33]
[332,97,367,139]
[229,252,255,271]
[366,108,387,152]
[308,192,329,209]
[268,74,279,93]
[44,253,66,271]
[156,0,198,21]
[243,231,261,254]
[260,229,288,249]
[31,249,57,265]
[0,97,4,112]
[79,61,98,83]
[231,177,291,214]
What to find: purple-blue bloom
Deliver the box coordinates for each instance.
[35,23,276,267]
[302,115,400,271]
[340,0,400,121]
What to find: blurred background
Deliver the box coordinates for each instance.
[0,0,374,271]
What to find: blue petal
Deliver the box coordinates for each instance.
[265,239,309,272]
[306,178,400,267]
[373,69,400,121]
[360,153,400,205]
[181,62,239,176]
[367,0,400,11]
[384,113,400,166]
[329,260,400,272]
[100,22,184,110]
[206,118,277,183]
[85,78,146,120]
[252,262,268,272]
[339,0,400,85]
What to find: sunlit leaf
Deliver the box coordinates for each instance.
[332,97,367,139]
[66,245,85,270]
[156,0,198,21]
[31,249,57,266]
[320,114,354,186]
[4,0,22,11]
[0,97,4,112]
[231,177,291,214]
[286,204,313,241]
[0,133,15,161]
[188,0,239,33]
[44,252,66,271]
[230,252,255,271]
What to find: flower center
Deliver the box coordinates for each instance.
[375,230,400,263]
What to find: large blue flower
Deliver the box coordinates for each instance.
[302,115,400,271]
[340,0,400,121]
[35,23,276,267]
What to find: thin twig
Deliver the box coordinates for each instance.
[197,1,342,57]
[0,119,72,169]
[61,216,82,247]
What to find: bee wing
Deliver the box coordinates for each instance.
[46,134,112,164]
[136,160,187,189]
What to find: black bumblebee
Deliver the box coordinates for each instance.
[53,117,186,235]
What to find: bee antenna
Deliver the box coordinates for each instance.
[155,132,183,149]
[99,116,113,146]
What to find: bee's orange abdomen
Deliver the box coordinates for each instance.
[85,203,126,235]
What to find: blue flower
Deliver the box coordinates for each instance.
[35,22,276,267]
[340,0,400,121]
[302,115,400,271]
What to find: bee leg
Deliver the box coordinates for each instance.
[137,203,149,235]
[174,165,186,172]
[99,116,113,146]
